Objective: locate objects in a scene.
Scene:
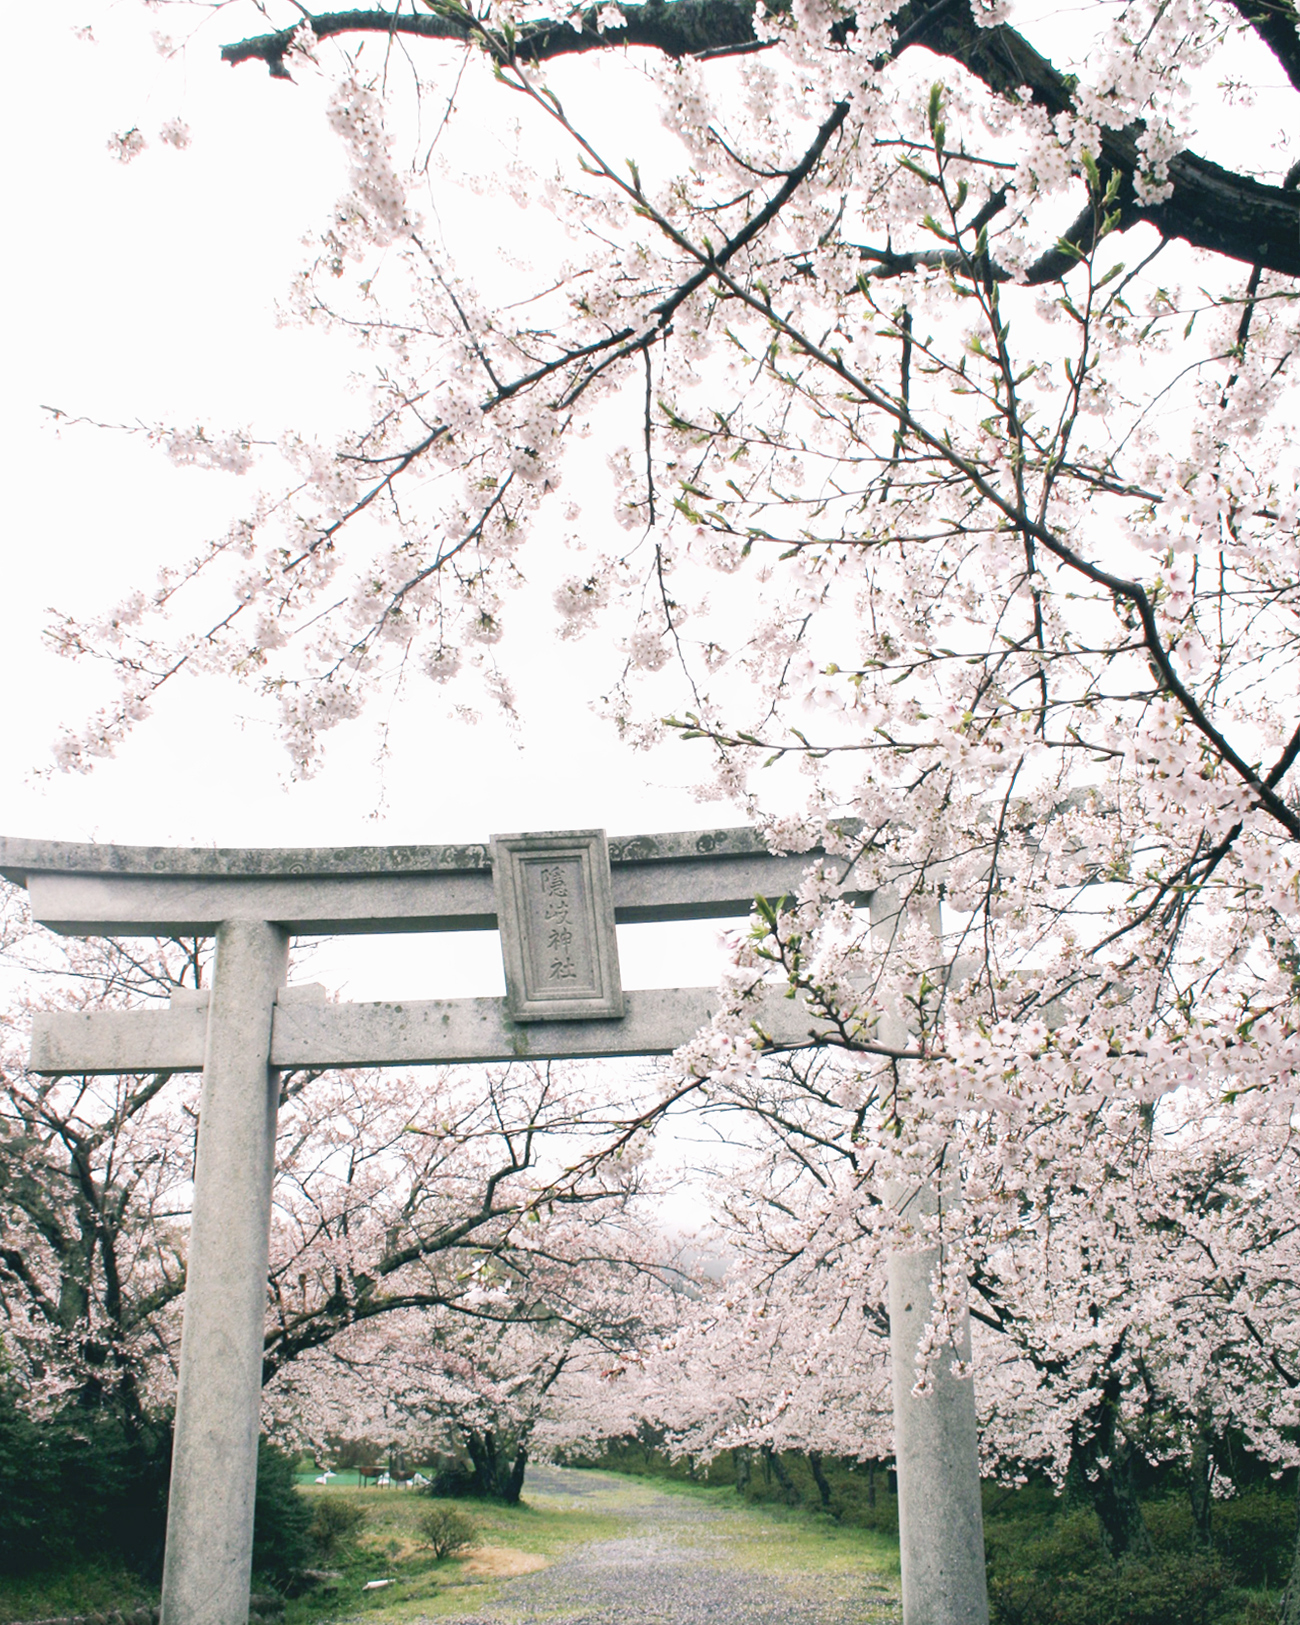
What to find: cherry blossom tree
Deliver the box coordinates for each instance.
[272,1244,681,1500]
[0,886,202,1428]
[262,1051,664,1384]
[643,1041,1300,1556]
[571,1266,894,1489]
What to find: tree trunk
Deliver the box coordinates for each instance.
[464,1429,497,1498]
[1074,1433,1153,1561]
[1093,1451,1153,1560]
[463,1429,528,1503]
[761,1446,799,1505]
[1188,1422,1213,1548]
[1068,1365,1153,1561]
[502,1445,528,1505]
[733,1447,752,1493]
[807,1450,833,1511]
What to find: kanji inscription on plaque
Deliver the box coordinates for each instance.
[490,830,625,1022]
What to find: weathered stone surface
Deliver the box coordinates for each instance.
[275,982,326,1005]
[0,824,817,881]
[492,830,624,1022]
[32,1005,211,1074]
[18,869,498,937]
[160,920,289,1625]
[32,986,848,1075]
[888,1191,988,1625]
[871,891,988,1625]
[0,835,493,879]
[0,830,869,937]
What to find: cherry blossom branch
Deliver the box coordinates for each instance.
[220,0,1300,275]
[696,262,1300,841]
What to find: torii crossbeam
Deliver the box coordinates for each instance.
[0,827,986,1625]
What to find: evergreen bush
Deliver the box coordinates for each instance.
[0,1386,312,1588]
[989,1552,1228,1625]
[250,1440,314,1586]
[0,1385,169,1576]
[1206,1491,1294,1590]
[423,1456,480,1498]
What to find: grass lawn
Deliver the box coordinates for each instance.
[621,1474,901,1586]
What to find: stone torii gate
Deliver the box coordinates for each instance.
[0,827,986,1625]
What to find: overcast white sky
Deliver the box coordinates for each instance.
[2,7,736,842]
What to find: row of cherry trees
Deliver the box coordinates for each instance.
[541,1036,1300,1559]
[5,877,1300,1551]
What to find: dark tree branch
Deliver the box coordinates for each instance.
[1226,0,1300,95]
[221,0,1300,277]
[856,190,1103,286]
[219,1,763,73]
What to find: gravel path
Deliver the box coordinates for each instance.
[431,1465,899,1625]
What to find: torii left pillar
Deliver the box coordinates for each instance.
[163,921,288,1625]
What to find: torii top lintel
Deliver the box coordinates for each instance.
[0,826,867,938]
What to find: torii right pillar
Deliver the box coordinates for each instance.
[888,1184,988,1625]
[874,888,988,1625]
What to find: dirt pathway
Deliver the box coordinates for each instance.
[427,1466,899,1625]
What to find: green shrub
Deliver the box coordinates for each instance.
[251,1439,314,1586]
[1209,1492,1295,1590]
[0,1386,170,1577]
[1223,1594,1284,1625]
[983,1486,1295,1625]
[308,1494,367,1558]
[422,1456,480,1498]
[0,1388,312,1592]
[990,1551,1228,1625]
[984,1504,1105,1580]
[1138,1487,1295,1587]
[826,1466,899,1534]
[417,1505,480,1561]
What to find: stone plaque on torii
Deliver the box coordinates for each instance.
[0,827,987,1625]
